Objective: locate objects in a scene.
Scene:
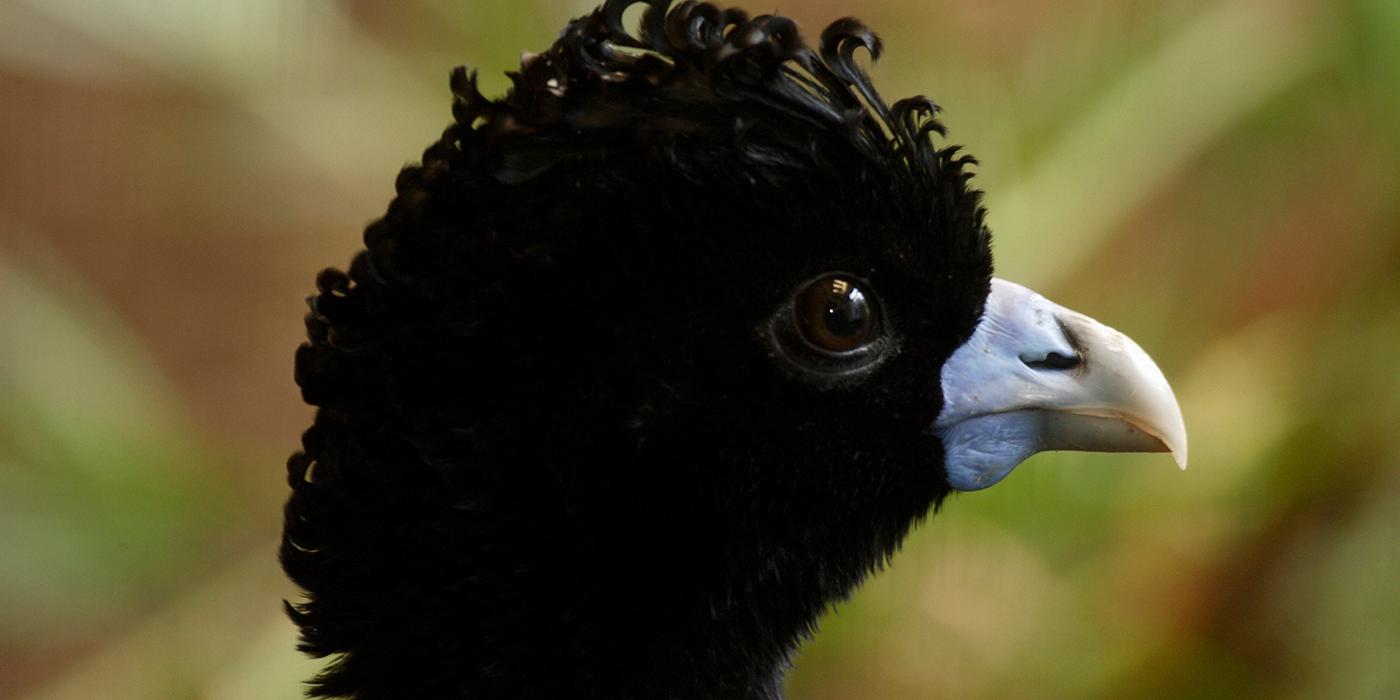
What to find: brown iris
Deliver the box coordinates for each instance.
[794,275,878,353]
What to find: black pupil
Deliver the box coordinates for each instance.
[823,286,869,337]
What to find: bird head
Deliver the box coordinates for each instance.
[282,1,1185,697]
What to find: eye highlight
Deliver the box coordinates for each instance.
[795,276,879,353]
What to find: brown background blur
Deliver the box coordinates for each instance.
[2,1,1398,698]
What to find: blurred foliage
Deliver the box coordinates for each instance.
[0,0,1396,698]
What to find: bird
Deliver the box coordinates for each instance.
[280,1,1187,698]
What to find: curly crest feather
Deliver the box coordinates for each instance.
[443,0,973,186]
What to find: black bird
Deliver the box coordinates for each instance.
[281,2,1186,698]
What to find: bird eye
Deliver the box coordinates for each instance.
[764,273,891,379]
[794,275,880,354]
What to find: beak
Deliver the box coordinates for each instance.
[934,278,1187,491]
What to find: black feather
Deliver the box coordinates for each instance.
[282,2,992,698]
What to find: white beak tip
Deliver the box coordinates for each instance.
[1160,410,1188,471]
[1156,423,1187,469]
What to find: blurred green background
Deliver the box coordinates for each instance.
[1,0,1397,698]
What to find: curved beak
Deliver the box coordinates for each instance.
[934,278,1187,491]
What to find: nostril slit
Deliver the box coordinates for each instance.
[1023,351,1081,371]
